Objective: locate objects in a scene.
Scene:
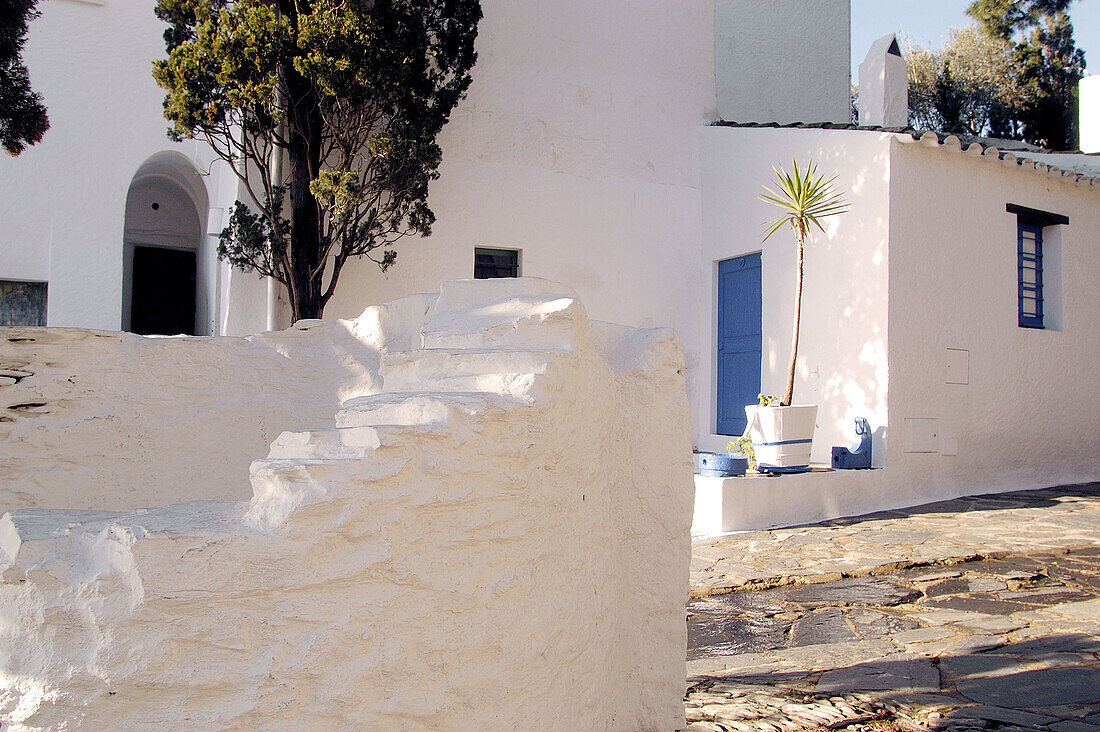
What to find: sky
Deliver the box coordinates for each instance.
[851,0,1099,77]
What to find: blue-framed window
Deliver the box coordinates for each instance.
[1017,221,1044,328]
[1007,204,1068,331]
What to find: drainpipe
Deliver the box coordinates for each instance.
[267,22,284,333]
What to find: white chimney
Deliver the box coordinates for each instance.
[859,33,908,127]
[1081,75,1100,153]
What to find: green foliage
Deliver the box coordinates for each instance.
[726,435,757,471]
[906,28,1020,138]
[760,161,848,407]
[912,0,1088,149]
[153,0,482,320]
[0,0,49,156]
[756,393,778,407]
[761,161,849,246]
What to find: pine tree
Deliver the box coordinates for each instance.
[153,0,482,321]
[0,0,49,156]
[967,0,1086,149]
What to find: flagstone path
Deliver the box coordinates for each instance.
[685,483,1100,731]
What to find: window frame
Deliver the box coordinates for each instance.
[1006,204,1068,331]
[1017,220,1044,329]
[473,247,521,279]
[0,279,48,327]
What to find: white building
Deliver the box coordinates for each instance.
[2,0,1098,524]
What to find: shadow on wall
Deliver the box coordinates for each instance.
[751,139,891,466]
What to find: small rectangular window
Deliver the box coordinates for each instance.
[1017,221,1044,328]
[1007,204,1067,331]
[474,248,520,279]
[0,280,48,326]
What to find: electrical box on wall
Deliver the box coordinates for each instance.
[945,348,969,385]
[905,417,939,453]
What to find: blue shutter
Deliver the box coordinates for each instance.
[716,254,762,436]
[1018,222,1044,329]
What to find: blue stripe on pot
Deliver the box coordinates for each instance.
[693,452,748,477]
[752,438,813,447]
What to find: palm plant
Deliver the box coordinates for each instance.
[761,161,849,407]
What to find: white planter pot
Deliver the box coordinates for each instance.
[744,404,818,469]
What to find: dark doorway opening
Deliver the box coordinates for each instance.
[130,246,196,336]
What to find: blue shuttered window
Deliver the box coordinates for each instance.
[1007,204,1067,331]
[1017,222,1044,329]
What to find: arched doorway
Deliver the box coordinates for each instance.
[122,152,209,335]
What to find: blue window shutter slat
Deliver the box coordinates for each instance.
[1017,221,1045,329]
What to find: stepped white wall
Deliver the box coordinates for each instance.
[0,319,388,512]
[0,278,694,731]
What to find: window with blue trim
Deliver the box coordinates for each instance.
[1017,221,1043,328]
[1007,204,1068,331]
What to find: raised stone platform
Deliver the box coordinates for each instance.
[0,279,695,731]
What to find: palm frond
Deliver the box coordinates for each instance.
[759,160,849,242]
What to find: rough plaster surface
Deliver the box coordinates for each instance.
[715,0,851,124]
[0,320,387,512]
[0,278,694,731]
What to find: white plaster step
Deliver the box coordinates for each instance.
[247,453,412,527]
[380,347,567,396]
[421,295,582,351]
[265,425,415,461]
[336,391,529,429]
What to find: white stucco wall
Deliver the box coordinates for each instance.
[0,279,694,730]
[1081,74,1100,154]
[698,126,892,463]
[714,0,851,124]
[326,0,717,342]
[886,138,1100,498]
[692,132,1100,534]
[0,319,385,512]
[0,1,238,331]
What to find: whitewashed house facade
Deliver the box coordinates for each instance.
[2,0,1098,525]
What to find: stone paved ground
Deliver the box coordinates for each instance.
[685,483,1100,731]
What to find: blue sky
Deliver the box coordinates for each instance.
[851,0,1099,76]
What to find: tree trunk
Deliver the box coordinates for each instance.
[280,0,326,323]
[781,225,805,407]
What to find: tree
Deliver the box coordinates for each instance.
[153,0,482,322]
[906,28,1020,138]
[0,0,49,156]
[759,161,848,408]
[967,0,1086,149]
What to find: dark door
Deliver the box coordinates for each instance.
[131,246,196,336]
[716,253,762,436]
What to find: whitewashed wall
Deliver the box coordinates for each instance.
[326,0,718,337]
[0,280,694,730]
[0,319,384,512]
[714,0,851,124]
[698,126,892,462]
[0,1,241,332]
[886,138,1100,499]
[1081,74,1100,154]
[695,133,1100,535]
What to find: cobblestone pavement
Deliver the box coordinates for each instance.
[685,484,1100,731]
